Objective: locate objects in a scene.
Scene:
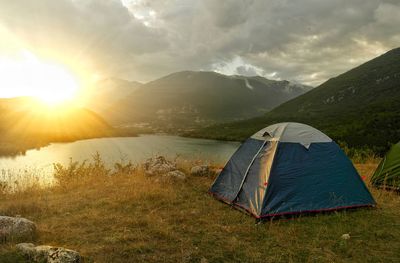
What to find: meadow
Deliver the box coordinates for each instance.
[0,157,399,262]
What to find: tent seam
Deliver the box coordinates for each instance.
[258,141,280,216]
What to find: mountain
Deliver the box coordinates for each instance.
[86,78,142,113]
[0,97,115,156]
[103,71,311,132]
[191,48,400,155]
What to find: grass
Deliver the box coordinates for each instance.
[0,157,399,262]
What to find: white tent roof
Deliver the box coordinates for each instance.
[251,122,332,148]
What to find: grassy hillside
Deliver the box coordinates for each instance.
[0,97,120,156]
[190,48,400,155]
[0,157,399,262]
[104,71,311,132]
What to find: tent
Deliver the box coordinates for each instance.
[209,122,376,218]
[371,142,400,190]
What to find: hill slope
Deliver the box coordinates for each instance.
[192,48,400,154]
[0,97,115,156]
[104,71,311,131]
[86,78,142,113]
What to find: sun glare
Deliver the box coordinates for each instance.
[0,50,80,105]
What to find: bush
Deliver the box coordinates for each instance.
[53,152,136,186]
[338,141,378,163]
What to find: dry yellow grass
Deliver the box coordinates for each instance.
[0,158,399,262]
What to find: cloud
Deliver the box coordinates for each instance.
[0,0,399,86]
[0,0,167,80]
[236,66,258,77]
[211,56,277,79]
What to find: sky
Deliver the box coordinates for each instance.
[0,0,399,90]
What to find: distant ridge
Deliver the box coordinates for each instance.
[102,71,311,132]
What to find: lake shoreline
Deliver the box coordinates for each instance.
[0,135,240,189]
[0,129,241,158]
[0,128,139,158]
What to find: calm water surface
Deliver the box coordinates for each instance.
[0,135,240,188]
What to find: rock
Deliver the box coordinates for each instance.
[0,216,36,242]
[341,233,351,240]
[16,243,81,263]
[164,170,186,180]
[47,247,81,263]
[143,156,176,176]
[190,165,210,176]
[16,242,36,255]
[143,156,185,179]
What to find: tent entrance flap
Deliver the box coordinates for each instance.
[209,138,265,203]
[231,140,268,203]
[235,141,279,216]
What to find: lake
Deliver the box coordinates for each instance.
[0,135,240,189]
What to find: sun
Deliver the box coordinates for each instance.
[0,50,80,105]
[32,64,79,105]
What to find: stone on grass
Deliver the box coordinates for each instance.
[341,233,351,240]
[143,156,186,179]
[0,216,36,242]
[190,165,210,176]
[164,170,186,180]
[16,243,81,263]
[143,156,176,176]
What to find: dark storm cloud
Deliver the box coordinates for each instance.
[0,0,399,85]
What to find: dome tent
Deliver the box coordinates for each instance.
[371,142,400,190]
[210,122,375,218]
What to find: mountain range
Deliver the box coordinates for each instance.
[0,71,310,155]
[191,47,400,155]
[98,71,311,132]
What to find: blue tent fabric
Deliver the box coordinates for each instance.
[261,142,375,216]
[209,123,376,218]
